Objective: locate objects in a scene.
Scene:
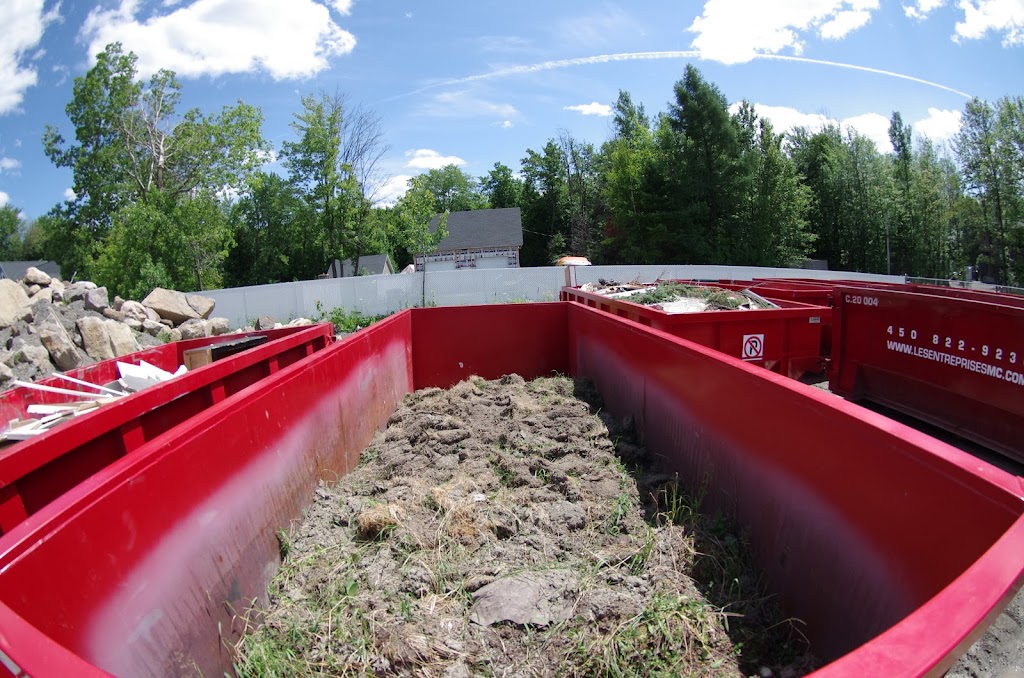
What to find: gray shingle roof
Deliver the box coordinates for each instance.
[342,254,394,277]
[0,260,62,281]
[428,208,523,252]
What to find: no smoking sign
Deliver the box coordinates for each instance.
[742,334,765,361]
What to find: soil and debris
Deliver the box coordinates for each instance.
[235,375,816,677]
[579,280,776,314]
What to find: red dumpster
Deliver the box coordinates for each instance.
[0,324,334,535]
[0,304,1020,677]
[829,285,1024,462]
[561,284,829,378]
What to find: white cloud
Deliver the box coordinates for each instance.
[424,91,519,119]
[732,102,893,151]
[914,107,962,141]
[904,0,947,19]
[689,0,880,64]
[64,187,77,201]
[328,0,353,14]
[0,1,60,114]
[374,174,412,206]
[820,9,873,38]
[564,102,613,116]
[404,149,466,170]
[955,0,1024,45]
[842,112,893,151]
[0,157,21,173]
[80,0,357,80]
[500,120,514,129]
[556,6,644,48]
[0,191,10,206]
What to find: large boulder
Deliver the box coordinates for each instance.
[64,281,97,303]
[77,316,115,361]
[141,319,167,337]
[29,287,53,306]
[23,267,52,286]
[186,293,216,320]
[106,320,141,357]
[49,279,66,302]
[142,288,200,324]
[208,317,230,336]
[0,279,30,329]
[84,286,110,313]
[37,307,83,371]
[177,318,210,340]
[120,300,151,323]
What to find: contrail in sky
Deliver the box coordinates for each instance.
[395,50,972,100]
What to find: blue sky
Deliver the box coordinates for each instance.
[0,0,1020,220]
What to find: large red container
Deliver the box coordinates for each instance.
[561,284,829,378]
[0,324,334,535]
[0,304,1020,677]
[829,285,1024,462]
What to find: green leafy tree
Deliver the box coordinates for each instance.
[394,180,448,304]
[409,165,488,214]
[0,205,23,260]
[665,65,744,263]
[481,162,523,209]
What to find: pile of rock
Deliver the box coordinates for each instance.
[0,266,232,384]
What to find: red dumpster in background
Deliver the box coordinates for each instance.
[561,284,829,378]
[829,285,1024,462]
[0,304,1020,677]
[0,323,334,535]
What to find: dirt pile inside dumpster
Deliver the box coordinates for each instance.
[235,375,817,677]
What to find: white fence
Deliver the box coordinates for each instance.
[203,265,904,329]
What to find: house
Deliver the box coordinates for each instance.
[415,207,523,272]
[0,260,62,281]
[325,254,396,278]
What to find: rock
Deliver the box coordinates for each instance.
[124,318,143,331]
[63,282,95,303]
[84,286,110,313]
[186,293,215,319]
[287,317,313,327]
[469,571,577,627]
[102,307,126,322]
[0,279,31,329]
[29,287,53,306]
[20,345,53,373]
[23,266,52,286]
[142,319,166,337]
[0,362,12,382]
[77,316,115,361]
[37,307,83,371]
[106,320,141,357]
[208,317,230,336]
[113,295,125,311]
[255,316,275,331]
[165,328,182,343]
[142,287,200,324]
[120,300,150,322]
[178,318,209,340]
[27,284,41,296]
[49,279,65,302]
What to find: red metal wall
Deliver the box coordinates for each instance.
[0,304,1019,676]
[830,286,1024,462]
[567,305,1024,673]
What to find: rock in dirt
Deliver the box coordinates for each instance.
[469,570,577,627]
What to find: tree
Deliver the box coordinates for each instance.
[0,205,23,260]
[665,65,744,263]
[733,106,813,266]
[408,165,488,214]
[44,42,269,292]
[481,162,523,209]
[394,180,448,305]
[43,42,140,275]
